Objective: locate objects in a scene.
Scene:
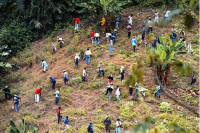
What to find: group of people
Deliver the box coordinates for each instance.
[1,9,198,133]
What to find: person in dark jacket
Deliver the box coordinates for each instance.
[87,122,93,133]
[49,76,56,89]
[190,72,196,85]
[104,117,111,133]
[108,74,113,82]
[3,86,11,101]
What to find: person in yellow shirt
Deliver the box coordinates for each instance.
[85,48,92,64]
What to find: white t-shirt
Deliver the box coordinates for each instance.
[106,33,111,38]
[55,90,59,97]
[148,20,152,27]
[64,72,68,77]
[83,69,86,77]
[94,33,100,37]
[115,88,121,96]
[116,121,122,127]
[58,38,63,41]
[155,12,159,18]
[75,55,80,60]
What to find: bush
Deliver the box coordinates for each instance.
[70,76,82,86]
[35,54,40,64]
[67,45,75,54]
[87,79,104,90]
[107,63,117,75]
[119,101,136,121]
[159,102,172,112]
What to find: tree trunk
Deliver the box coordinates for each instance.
[164,64,171,85]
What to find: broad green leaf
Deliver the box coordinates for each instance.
[5,63,12,68]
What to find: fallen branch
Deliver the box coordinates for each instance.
[154,70,199,116]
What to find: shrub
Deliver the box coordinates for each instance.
[159,102,172,112]
[119,101,136,121]
[35,54,40,64]
[107,63,117,75]
[70,76,82,86]
[87,79,104,90]
[67,45,75,54]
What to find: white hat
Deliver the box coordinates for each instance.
[14,95,17,97]
[121,66,124,69]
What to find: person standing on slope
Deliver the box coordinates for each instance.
[131,36,137,52]
[127,24,132,39]
[90,31,95,45]
[75,17,80,32]
[35,88,42,103]
[55,88,60,105]
[116,119,122,133]
[115,86,121,102]
[57,106,62,124]
[42,60,48,73]
[82,67,87,82]
[13,95,21,112]
[3,86,11,101]
[49,76,56,89]
[85,48,92,65]
[87,122,93,133]
[74,53,80,67]
[104,117,111,133]
[64,116,69,131]
[63,70,69,85]
[112,30,117,44]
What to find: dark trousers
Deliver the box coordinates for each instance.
[105,124,111,132]
[112,37,116,44]
[60,42,63,48]
[129,87,133,95]
[75,59,79,67]
[121,73,124,81]
[82,76,86,82]
[148,27,153,34]
[128,32,131,39]
[55,97,59,105]
[190,78,196,85]
[5,93,11,100]
[98,70,105,77]
[57,114,62,124]
[52,82,56,89]
[64,77,68,85]
[133,46,136,52]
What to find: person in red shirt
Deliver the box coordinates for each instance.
[57,106,62,124]
[90,31,95,45]
[75,17,80,31]
[35,88,42,103]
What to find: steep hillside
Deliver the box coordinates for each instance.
[0,8,199,133]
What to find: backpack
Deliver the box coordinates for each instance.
[118,122,122,128]
[87,125,92,132]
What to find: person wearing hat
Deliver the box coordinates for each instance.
[131,36,137,52]
[57,37,64,48]
[104,116,111,133]
[112,30,117,44]
[85,48,92,65]
[35,88,42,103]
[74,53,80,67]
[106,32,112,44]
[87,122,93,133]
[49,76,56,89]
[3,86,11,101]
[13,95,21,112]
[127,24,132,39]
[120,66,125,81]
[97,61,104,77]
[63,70,69,85]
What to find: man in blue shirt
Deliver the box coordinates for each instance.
[64,116,69,132]
[49,76,56,89]
[87,122,93,133]
[131,36,137,52]
[13,95,21,112]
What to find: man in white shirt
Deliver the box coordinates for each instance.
[116,119,122,133]
[75,53,80,67]
[106,33,112,44]
[154,11,159,24]
[82,67,86,82]
[55,89,60,105]
[115,86,121,102]
[63,70,69,85]
[57,37,64,48]
[147,18,153,34]
[164,9,171,20]
[94,32,100,46]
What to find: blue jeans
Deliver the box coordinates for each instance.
[52,82,56,89]
[98,70,104,77]
[112,37,116,44]
[133,45,136,52]
[14,103,18,112]
[91,37,94,45]
[148,27,153,34]
[192,18,195,25]
[116,22,119,30]
[55,97,59,105]
[86,55,90,64]
[116,127,121,133]
[109,93,112,100]
[57,114,62,124]
[95,38,100,46]
[116,95,120,102]
[75,24,79,31]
